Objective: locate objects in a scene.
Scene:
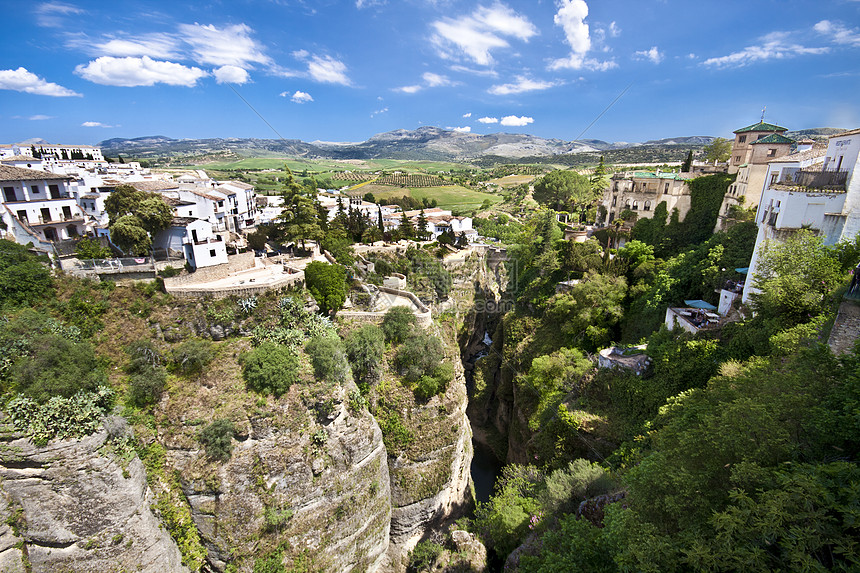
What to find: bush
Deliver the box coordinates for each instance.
[13,334,106,403]
[0,240,52,308]
[198,419,235,461]
[305,261,348,316]
[394,332,445,383]
[75,237,112,259]
[6,386,115,446]
[305,334,350,383]
[127,368,166,408]
[240,342,301,396]
[157,265,181,278]
[171,338,215,375]
[344,325,385,392]
[408,541,445,572]
[381,306,417,344]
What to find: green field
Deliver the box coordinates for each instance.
[354,184,502,212]
[200,157,473,174]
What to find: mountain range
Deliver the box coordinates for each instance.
[93,126,841,164]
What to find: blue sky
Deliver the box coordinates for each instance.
[2,0,859,146]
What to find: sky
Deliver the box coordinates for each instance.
[2,0,860,147]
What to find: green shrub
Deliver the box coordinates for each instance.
[6,386,115,446]
[127,368,166,408]
[394,332,445,383]
[381,306,417,344]
[408,541,445,572]
[75,237,112,259]
[0,240,52,308]
[344,325,385,392]
[305,334,350,383]
[13,334,106,402]
[539,459,615,514]
[240,342,300,397]
[171,338,215,375]
[198,419,235,461]
[253,550,286,573]
[157,265,181,278]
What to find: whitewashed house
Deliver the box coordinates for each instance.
[0,165,87,247]
[742,128,860,304]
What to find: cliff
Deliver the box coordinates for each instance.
[0,419,188,573]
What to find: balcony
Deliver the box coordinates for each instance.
[792,169,848,191]
[30,215,85,226]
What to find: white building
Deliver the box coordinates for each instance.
[742,128,860,304]
[0,165,87,248]
[154,218,228,268]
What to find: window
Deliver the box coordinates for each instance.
[3,187,16,202]
[49,184,60,198]
[625,199,632,208]
[644,201,651,211]
[738,135,746,143]
[632,200,639,210]
[31,185,40,195]
[767,148,777,157]
[734,155,742,163]
[664,182,669,193]
[611,197,616,206]
[770,173,779,185]
[209,249,216,258]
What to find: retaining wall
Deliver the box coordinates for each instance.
[165,252,255,286]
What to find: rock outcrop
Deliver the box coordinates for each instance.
[0,425,188,573]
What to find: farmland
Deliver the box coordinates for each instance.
[349,184,502,212]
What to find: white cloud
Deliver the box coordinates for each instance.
[81,121,116,127]
[75,56,207,87]
[478,116,499,124]
[431,4,537,65]
[91,34,180,59]
[303,54,351,85]
[29,114,53,120]
[35,2,83,27]
[814,20,860,46]
[371,107,388,117]
[608,21,620,37]
[423,72,453,87]
[356,0,385,8]
[394,84,422,93]
[179,23,271,67]
[0,67,81,96]
[549,0,616,71]
[450,64,499,78]
[488,75,557,95]
[450,126,472,133]
[500,115,534,127]
[291,90,314,103]
[463,112,472,118]
[702,31,829,68]
[214,65,250,84]
[634,46,664,64]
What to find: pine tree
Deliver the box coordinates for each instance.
[681,150,693,173]
[417,209,429,240]
[399,211,415,239]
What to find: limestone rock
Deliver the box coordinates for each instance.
[0,429,189,573]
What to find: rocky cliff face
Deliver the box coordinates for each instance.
[0,420,188,573]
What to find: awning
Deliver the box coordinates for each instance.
[734,267,749,274]
[684,299,718,310]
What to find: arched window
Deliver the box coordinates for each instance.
[644,200,651,211]
[632,200,639,210]
[625,198,632,208]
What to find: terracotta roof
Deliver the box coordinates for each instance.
[768,144,828,164]
[128,180,179,192]
[183,189,225,201]
[831,128,860,138]
[734,121,788,134]
[0,164,71,182]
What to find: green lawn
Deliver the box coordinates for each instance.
[356,185,502,212]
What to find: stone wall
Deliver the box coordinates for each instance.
[828,299,860,355]
[164,252,255,287]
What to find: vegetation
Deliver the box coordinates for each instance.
[170,338,216,375]
[343,325,385,392]
[305,334,350,383]
[198,419,235,461]
[381,306,417,344]
[240,342,301,397]
[304,261,348,316]
[0,240,52,308]
[104,185,173,255]
[702,136,732,162]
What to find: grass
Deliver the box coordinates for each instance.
[199,157,474,175]
[352,184,502,212]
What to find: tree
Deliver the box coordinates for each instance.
[590,156,608,191]
[13,334,106,402]
[278,193,322,250]
[110,215,152,255]
[198,419,235,461]
[533,170,601,212]
[681,150,693,172]
[398,211,415,240]
[304,261,348,316]
[0,240,52,308]
[750,229,844,326]
[363,192,376,203]
[344,325,385,392]
[104,185,173,255]
[306,334,350,384]
[240,342,300,397]
[381,306,417,344]
[702,137,732,163]
[75,237,112,259]
[417,209,429,240]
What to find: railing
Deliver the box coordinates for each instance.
[72,257,153,271]
[794,168,848,190]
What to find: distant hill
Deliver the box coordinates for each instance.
[97,126,847,165]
